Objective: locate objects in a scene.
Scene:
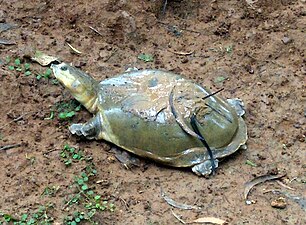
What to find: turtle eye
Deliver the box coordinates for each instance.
[60,65,68,71]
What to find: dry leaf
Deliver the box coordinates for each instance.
[187,217,226,224]
[31,51,59,66]
[161,188,200,210]
[244,173,286,200]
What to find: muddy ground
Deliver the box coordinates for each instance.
[0,0,305,224]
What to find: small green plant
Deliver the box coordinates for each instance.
[60,144,84,166]
[36,68,52,80]
[0,204,54,224]
[214,76,226,83]
[42,186,60,197]
[55,100,81,120]
[5,57,59,82]
[58,111,76,119]
[64,211,88,225]
[138,53,154,62]
[225,45,233,54]
[5,56,11,63]
[245,159,257,167]
[61,147,115,224]
[7,57,23,72]
[24,63,31,76]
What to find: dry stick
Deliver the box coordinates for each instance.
[62,196,75,210]
[0,110,50,130]
[276,180,295,190]
[0,111,32,129]
[0,143,22,151]
[119,197,129,211]
[167,49,195,56]
[43,148,61,155]
[104,49,118,62]
[88,26,103,36]
[66,42,82,54]
[171,209,186,224]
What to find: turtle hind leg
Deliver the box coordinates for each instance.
[227,98,245,116]
[69,114,102,140]
[111,147,141,169]
[192,159,219,176]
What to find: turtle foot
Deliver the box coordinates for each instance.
[227,98,245,116]
[192,159,219,176]
[111,147,141,169]
[69,123,96,140]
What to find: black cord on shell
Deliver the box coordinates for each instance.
[190,114,216,175]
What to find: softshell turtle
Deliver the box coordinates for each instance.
[51,63,247,176]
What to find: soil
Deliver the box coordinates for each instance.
[0,0,305,224]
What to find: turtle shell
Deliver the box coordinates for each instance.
[95,70,247,167]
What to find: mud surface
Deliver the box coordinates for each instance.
[0,0,305,224]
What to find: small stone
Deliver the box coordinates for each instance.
[107,155,116,163]
[75,61,86,68]
[282,36,292,45]
[245,199,256,205]
[181,57,189,64]
[271,197,287,209]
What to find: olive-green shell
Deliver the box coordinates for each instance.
[95,70,247,167]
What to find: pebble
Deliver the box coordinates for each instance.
[282,36,292,45]
[181,57,189,64]
[271,197,287,209]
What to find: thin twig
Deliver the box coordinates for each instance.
[66,42,82,54]
[88,26,103,36]
[171,209,186,224]
[0,143,22,151]
[62,196,75,210]
[276,180,295,190]
[0,111,32,129]
[119,197,129,210]
[167,49,195,56]
[161,187,200,210]
[43,148,60,155]
[0,110,50,130]
[103,49,118,62]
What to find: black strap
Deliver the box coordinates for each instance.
[190,114,216,174]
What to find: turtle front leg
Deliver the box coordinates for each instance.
[192,159,219,176]
[69,114,102,140]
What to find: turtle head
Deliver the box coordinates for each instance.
[51,62,98,113]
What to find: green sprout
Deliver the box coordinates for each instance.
[60,144,84,166]
[5,56,11,63]
[42,186,60,196]
[245,160,257,167]
[138,53,154,62]
[8,65,14,71]
[61,153,115,223]
[36,68,53,80]
[0,204,54,224]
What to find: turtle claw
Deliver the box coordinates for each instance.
[69,123,96,140]
[69,124,84,136]
[192,159,219,176]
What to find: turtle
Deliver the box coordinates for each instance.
[51,62,247,176]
